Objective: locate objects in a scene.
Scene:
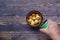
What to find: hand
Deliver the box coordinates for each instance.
[39,19,60,40]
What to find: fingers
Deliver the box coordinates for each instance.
[40,19,60,40]
[48,19,58,32]
[39,19,58,35]
[48,19,58,27]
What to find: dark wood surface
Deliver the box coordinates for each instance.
[0,0,60,40]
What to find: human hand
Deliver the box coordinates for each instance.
[39,19,60,40]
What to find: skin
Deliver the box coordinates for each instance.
[39,19,60,40]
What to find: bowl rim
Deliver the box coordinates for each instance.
[26,10,43,27]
